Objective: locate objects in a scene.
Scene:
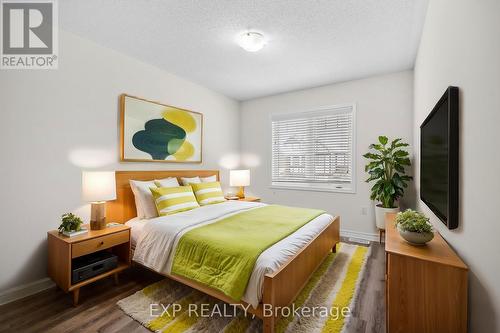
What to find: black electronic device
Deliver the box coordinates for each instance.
[420,86,459,229]
[72,251,118,284]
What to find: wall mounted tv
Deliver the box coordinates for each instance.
[420,86,459,229]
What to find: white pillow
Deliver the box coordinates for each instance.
[201,175,217,183]
[129,180,158,219]
[181,176,201,186]
[154,177,180,188]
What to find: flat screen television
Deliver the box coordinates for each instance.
[420,86,459,229]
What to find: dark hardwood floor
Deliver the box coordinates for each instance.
[346,241,386,333]
[0,242,385,333]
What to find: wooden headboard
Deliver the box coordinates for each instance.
[106,170,220,223]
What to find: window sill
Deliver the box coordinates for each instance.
[269,184,355,194]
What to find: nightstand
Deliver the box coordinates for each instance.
[47,224,131,305]
[238,196,261,202]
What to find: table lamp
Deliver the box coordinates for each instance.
[230,169,250,199]
[82,171,116,230]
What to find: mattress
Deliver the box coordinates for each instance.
[128,200,333,308]
[125,217,146,247]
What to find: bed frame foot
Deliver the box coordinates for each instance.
[332,243,337,253]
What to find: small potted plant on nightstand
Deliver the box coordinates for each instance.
[363,136,412,231]
[395,209,434,245]
[58,213,87,237]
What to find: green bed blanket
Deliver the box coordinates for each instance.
[171,205,325,301]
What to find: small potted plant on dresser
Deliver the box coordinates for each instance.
[363,136,412,233]
[395,209,434,245]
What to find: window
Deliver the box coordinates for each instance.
[271,104,355,193]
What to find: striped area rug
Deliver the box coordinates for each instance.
[118,243,370,333]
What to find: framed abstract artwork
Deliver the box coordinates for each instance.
[120,94,203,163]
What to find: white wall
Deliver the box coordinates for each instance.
[240,71,414,237]
[0,31,239,293]
[413,1,500,331]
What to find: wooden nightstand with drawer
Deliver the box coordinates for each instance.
[225,196,261,202]
[47,224,131,305]
[239,196,261,202]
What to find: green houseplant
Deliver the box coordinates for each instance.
[363,136,412,229]
[58,213,83,233]
[395,209,434,245]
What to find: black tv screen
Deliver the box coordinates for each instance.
[420,86,459,229]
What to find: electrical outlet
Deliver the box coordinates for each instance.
[361,207,368,215]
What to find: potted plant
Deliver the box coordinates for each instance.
[58,213,84,234]
[363,136,412,229]
[395,209,434,245]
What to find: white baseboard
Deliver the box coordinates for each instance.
[0,278,55,306]
[340,229,379,243]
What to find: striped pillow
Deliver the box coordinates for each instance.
[180,176,201,186]
[191,182,226,206]
[150,186,200,216]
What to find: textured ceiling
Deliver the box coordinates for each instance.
[60,0,428,101]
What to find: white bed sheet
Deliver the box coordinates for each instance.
[125,217,147,246]
[129,201,333,308]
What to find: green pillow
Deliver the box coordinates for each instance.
[191,181,226,206]
[150,186,199,216]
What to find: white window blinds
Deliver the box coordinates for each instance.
[271,105,355,192]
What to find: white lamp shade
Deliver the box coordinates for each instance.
[82,171,116,202]
[230,169,250,187]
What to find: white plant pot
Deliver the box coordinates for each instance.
[375,205,400,230]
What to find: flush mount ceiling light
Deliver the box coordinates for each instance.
[238,32,266,52]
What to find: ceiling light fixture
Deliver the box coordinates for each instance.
[238,32,266,52]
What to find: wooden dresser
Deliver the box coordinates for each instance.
[385,213,468,333]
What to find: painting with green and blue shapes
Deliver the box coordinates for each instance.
[121,95,202,162]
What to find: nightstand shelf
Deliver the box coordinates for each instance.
[68,262,129,291]
[47,224,131,305]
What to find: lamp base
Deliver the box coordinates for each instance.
[236,186,245,199]
[90,202,107,230]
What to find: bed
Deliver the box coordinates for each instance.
[107,170,340,333]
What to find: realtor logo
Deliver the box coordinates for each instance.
[1,0,58,69]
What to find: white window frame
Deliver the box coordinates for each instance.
[269,104,356,194]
